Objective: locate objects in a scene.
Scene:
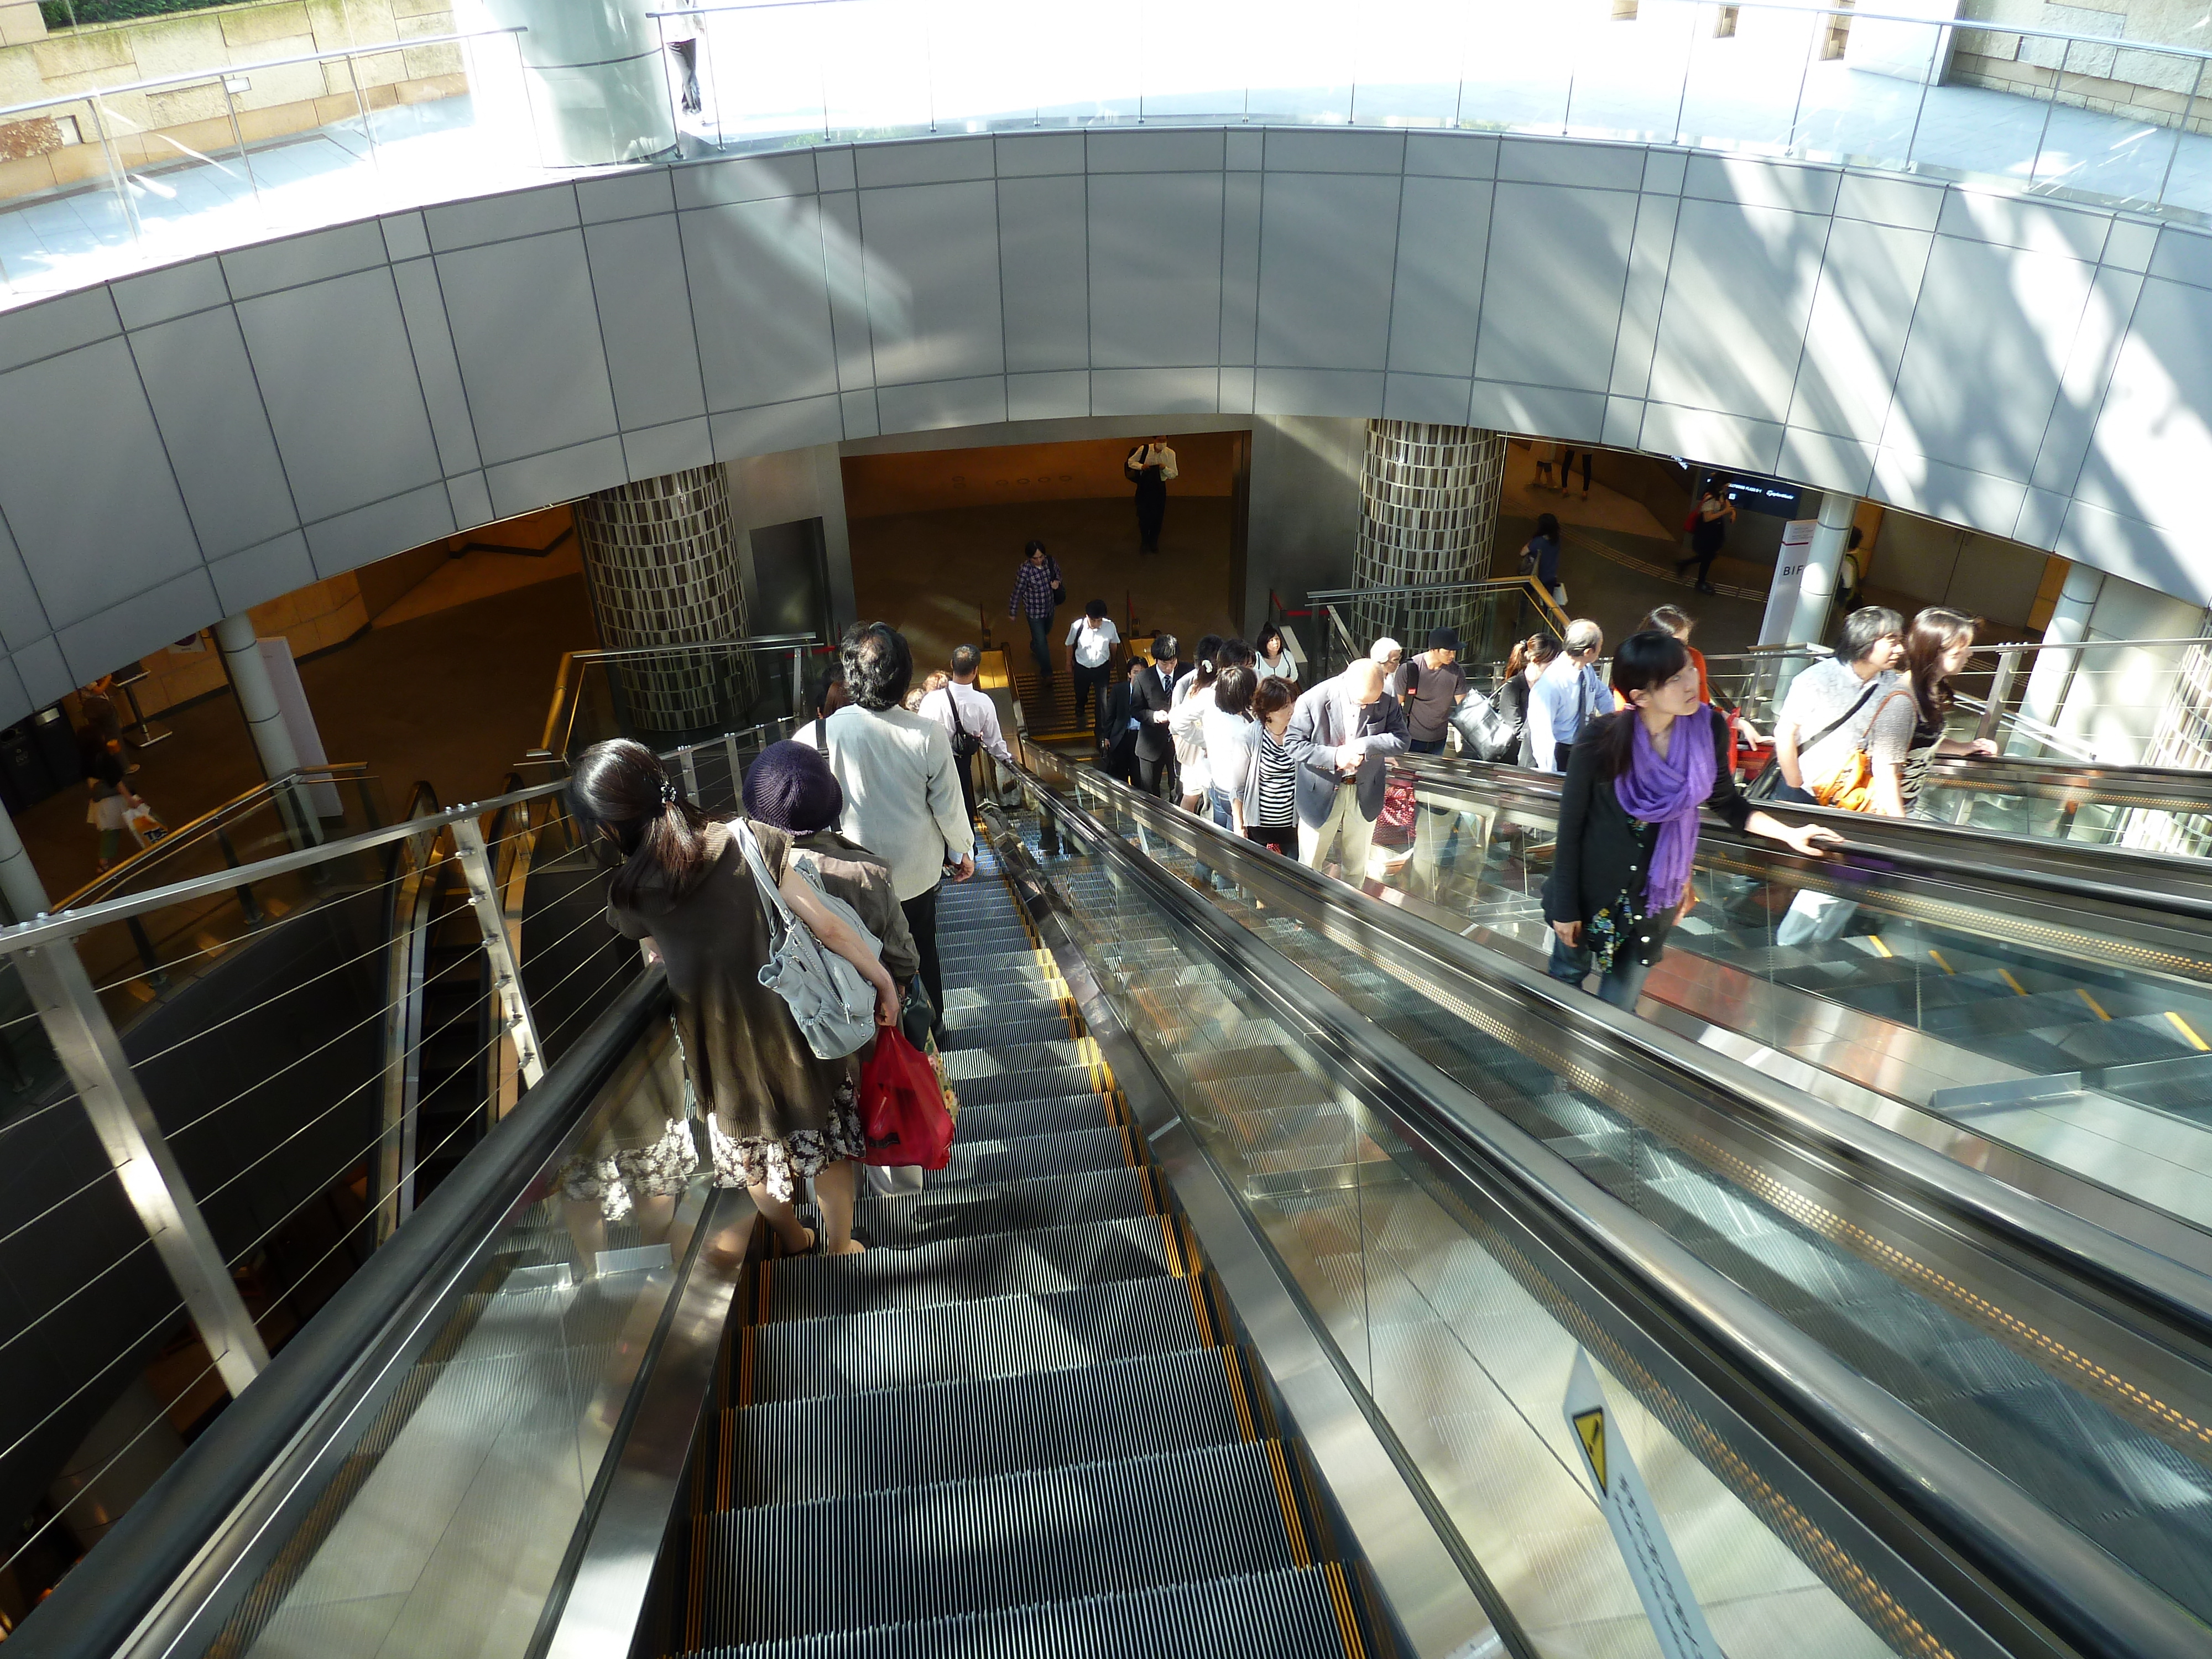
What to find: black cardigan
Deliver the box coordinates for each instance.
[1541,707,1751,966]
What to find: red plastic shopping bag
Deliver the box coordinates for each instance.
[858,1029,954,1170]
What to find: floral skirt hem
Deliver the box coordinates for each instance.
[707,1082,865,1202]
[556,1115,697,1222]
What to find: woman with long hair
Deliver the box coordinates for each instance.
[1254,622,1297,685]
[1867,607,1996,818]
[572,738,899,1258]
[1545,631,1835,1010]
[1172,633,1225,815]
[1499,633,1558,768]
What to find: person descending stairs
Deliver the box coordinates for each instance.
[656,839,1392,1658]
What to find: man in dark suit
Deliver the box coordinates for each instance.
[1098,656,1148,786]
[1130,632,1181,798]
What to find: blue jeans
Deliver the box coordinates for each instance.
[1208,787,1232,830]
[1547,932,1651,1012]
[1027,612,1053,681]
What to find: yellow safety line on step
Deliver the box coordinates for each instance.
[685,1519,706,1648]
[1264,1439,1313,1568]
[1998,969,2027,996]
[1867,935,1893,958]
[1928,950,1954,975]
[1160,1212,1188,1277]
[1223,1348,1258,1442]
[2167,1011,2211,1052]
[1323,1562,1369,1659]
[2079,988,2112,1020]
[737,1324,754,1411]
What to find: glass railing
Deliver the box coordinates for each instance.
[1305,579,1567,687]
[6,1,2212,302]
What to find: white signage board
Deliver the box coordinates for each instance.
[1563,1348,1724,1659]
[1757,518,1819,646]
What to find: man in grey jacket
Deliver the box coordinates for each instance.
[1282,660,1407,885]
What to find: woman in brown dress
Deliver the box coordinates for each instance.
[571,740,898,1258]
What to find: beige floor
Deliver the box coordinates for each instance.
[1502,442,1675,541]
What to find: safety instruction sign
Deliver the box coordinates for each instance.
[1563,1349,1724,1659]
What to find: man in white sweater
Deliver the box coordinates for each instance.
[815,624,974,1025]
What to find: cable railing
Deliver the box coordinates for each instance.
[0,716,778,1626]
[1306,577,1567,685]
[540,635,822,761]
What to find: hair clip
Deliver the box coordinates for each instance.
[661,778,678,806]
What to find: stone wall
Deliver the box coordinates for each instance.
[0,0,463,204]
[1953,0,2212,135]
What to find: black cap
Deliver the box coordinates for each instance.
[1428,626,1460,651]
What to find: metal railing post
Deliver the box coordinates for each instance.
[679,744,701,802]
[14,937,268,1395]
[451,819,545,1089]
[724,731,742,805]
[1979,647,2023,744]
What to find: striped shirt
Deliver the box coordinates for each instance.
[1255,726,1296,827]
[1008,557,1061,619]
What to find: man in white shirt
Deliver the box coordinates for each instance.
[1771,607,1906,805]
[1065,601,1120,735]
[1527,619,1607,771]
[817,624,973,1025]
[1128,436,1177,554]
[919,644,1015,823]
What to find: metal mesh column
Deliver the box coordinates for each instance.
[1350,421,1506,653]
[575,465,752,739]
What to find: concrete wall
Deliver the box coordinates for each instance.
[3,125,2210,729]
[1953,0,2212,134]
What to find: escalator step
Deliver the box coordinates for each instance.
[938,1014,1079,1050]
[947,1091,1117,1141]
[951,1067,1108,1107]
[675,1564,1356,1659]
[942,1040,1098,1080]
[719,1345,1247,1506]
[935,1127,1134,1186]
[765,1217,1176,1321]
[687,1441,1307,1642]
[854,1165,1150,1246]
[747,1274,1210,1402]
[938,984,1068,1019]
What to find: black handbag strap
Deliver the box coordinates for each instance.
[1799,675,1882,756]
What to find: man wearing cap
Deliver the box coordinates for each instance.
[1400,628,1470,755]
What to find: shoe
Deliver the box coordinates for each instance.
[1697,582,1717,594]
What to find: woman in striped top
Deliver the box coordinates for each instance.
[1233,676,1300,856]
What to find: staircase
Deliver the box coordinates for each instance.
[658,843,1389,1658]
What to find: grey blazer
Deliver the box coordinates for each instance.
[1280,675,1408,827]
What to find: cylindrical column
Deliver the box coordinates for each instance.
[1350,421,1507,658]
[0,795,49,924]
[576,465,751,740]
[1786,491,1858,649]
[214,612,302,782]
[2012,561,2104,755]
[459,0,677,166]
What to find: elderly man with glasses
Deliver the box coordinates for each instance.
[1527,619,1608,773]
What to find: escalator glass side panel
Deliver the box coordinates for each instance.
[997,802,2000,1659]
[207,1021,708,1659]
[1389,759,2212,1235]
[1034,770,2212,1645]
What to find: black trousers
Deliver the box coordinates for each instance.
[1102,739,1139,786]
[1135,483,1166,552]
[953,750,978,823]
[900,883,944,1025]
[1072,661,1110,733]
[1135,753,1173,797]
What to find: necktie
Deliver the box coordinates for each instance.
[1573,670,1589,736]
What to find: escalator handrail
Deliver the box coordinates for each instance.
[1396,751,2212,924]
[9,969,671,1659]
[1016,759,2212,1659]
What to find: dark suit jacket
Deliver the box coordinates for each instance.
[1099,681,1141,761]
[1131,662,1178,763]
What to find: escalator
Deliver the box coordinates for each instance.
[24,734,2212,1659]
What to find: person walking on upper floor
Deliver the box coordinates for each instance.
[1282,659,1407,888]
[1676,476,1737,594]
[815,623,974,1033]
[1527,619,1607,773]
[1545,632,1837,1012]
[575,739,899,1259]
[919,644,1015,825]
[1098,656,1149,787]
[1007,539,1065,694]
[1521,513,1566,608]
[1131,633,1181,799]
[1126,435,1177,554]
[1065,601,1120,735]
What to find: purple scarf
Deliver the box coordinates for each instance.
[1613,707,1715,915]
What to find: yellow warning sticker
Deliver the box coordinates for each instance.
[1574,1407,1607,1494]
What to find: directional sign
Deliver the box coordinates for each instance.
[1563,1349,1724,1659]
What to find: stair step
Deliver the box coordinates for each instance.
[674,1565,1355,1659]
[946,1091,1117,1142]
[951,1068,1108,1108]
[686,1441,1308,1643]
[941,1040,1095,1080]
[765,1217,1177,1321]
[939,1014,1078,1050]
[717,1345,1250,1507]
[747,1274,1211,1403]
[854,1165,1151,1246]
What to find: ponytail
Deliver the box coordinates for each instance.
[570,738,719,907]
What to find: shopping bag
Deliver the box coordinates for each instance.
[1374,773,1417,847]
[858,1028,955,1170]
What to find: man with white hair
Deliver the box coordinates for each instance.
[1527,618,1606,772]
[1282,658,1408,885]
[1371,636,1405,698]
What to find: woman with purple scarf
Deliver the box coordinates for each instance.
[1543,631,1837,1010]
